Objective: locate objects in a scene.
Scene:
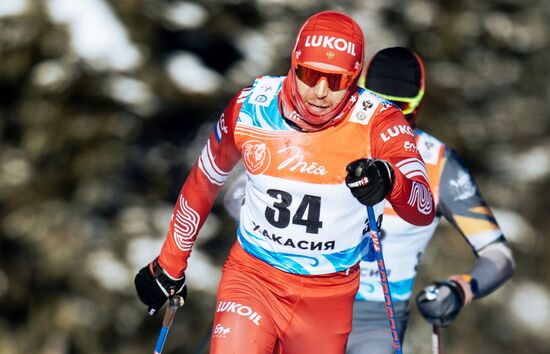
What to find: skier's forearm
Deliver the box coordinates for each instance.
[372,111,435,226]
[467,240,515,298]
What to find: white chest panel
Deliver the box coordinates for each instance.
[239,173,384,275]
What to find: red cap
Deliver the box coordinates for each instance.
[280,11,364,131]
[292,11,364,74]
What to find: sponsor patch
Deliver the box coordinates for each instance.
[350,96,377,125]
[404,141,418,152]
[416,133,443,165]
[380,125,415,142]
[304,35,357,56]
[449,170,476,201]
[252,221,335,251]
[216,301,262,326]
[242,140,271,175]
[276,146,328,176]
[249,77,281,107]
[212,323,232,339]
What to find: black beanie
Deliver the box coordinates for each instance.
[365,47,423,98]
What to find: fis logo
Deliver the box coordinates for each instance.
[304,35,357,56]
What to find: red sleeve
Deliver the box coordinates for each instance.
[157,90,245,277]
[371,108,435,226]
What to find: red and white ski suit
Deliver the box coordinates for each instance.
[157,76,435,353]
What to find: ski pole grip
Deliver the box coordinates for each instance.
[163,295,184,328]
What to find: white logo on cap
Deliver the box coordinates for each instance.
[304,35,356,56]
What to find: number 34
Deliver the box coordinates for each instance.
[265,189,323,234]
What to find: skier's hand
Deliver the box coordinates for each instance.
[416,279,468,327]
[346,159,394,206]
[134,257,187,315]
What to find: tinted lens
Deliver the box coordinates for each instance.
[295,65,321,87]
[295,65,353,91]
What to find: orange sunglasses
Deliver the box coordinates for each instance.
[295,63,355,91]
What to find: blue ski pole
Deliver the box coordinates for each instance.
[367,205,403,354]
[153,293,185,354]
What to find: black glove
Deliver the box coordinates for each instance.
[345,159,394,206]
[134,257,187,315]
[416,280,465,327]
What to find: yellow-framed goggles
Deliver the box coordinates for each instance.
[370,87,425,115]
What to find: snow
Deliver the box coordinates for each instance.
[45,0,142,71]
[185,250,221,294]
[166,51,223,94]
[492,209,539,252]
[127,237,164,271]
[86,250,131,291]
[162,1,208,29]
[31,59,74,91]
[126,236,221,293]
[509,282,550,337]
[0,0,29,18]
[0,150,31,187]
[118,206,153,236]
[508,146,550,181]
[104,75,158,115]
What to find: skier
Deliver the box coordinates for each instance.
[344,47,515,354]
[134,12,435,354]
[226,46,516,353]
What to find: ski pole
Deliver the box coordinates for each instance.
[367,205,403,354]
[432,324,441,354]
[153,293,185,354]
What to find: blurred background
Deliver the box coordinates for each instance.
[0,0,549,353]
